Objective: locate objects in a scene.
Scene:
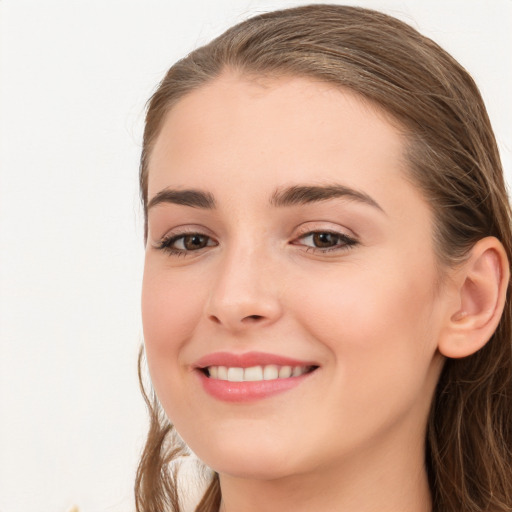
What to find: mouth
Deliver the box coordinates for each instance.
[193,352,320,402]
[201,364,318,382]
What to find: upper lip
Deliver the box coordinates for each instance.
[194,351,319,369]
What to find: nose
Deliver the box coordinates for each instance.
[205,245,283,332]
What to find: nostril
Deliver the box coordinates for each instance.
[242,314,264,322]
[207,313,264,326]
[208,315,222,324]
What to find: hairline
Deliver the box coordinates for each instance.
[142,67,462,284]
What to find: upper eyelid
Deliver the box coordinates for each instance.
[293,222,359,239]
[296,228,352,237]
[152,225,216,243]
[151,222,359,243]
[162,229,211,241]
[159,232,217,247]
[296,230,355,240]
[293,231,358,246]
[155,232,356,256]
[154,233,218,256]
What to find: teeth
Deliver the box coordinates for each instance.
[244,366,263,381]
[227,367,244,382]
[278,365,292,378]
[263,364,279,380]
[217,366,228,380]
[206,364,311,382]
[292,366,303,377]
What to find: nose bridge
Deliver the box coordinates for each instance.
[206,237,281,329]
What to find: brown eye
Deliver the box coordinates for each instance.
[157,232,217,255]
[294,231,358,253]
[311,232,340,248]
[181,234,210,250]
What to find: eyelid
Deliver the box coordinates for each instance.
[152,226,218,256]
[150,224,215,245]
[291,223,360,253]
[293,221,358,239]
[151,222,359,257]
[293,230,357,246]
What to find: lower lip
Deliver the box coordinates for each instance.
[197,370,315,403]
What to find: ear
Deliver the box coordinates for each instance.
[438,236,510,359]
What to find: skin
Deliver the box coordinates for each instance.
[141,73,460,512]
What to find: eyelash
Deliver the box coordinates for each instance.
[294,231,358,253]
[155,232,218,257]
[155,230,358,257]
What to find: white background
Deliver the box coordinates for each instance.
[0,1,510,511]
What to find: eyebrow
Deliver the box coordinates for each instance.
[270,184,385,213]
[147,183,384,214]
[147,188,216,210]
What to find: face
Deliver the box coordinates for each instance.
[142,73,447,479]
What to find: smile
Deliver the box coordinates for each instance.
[206,364,314,381]
[194,352,319,402]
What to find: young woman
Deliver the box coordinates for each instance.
[135,5,512,511]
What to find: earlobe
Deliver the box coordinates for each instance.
[438,237,510,359]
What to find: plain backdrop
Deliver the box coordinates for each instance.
[0,1,510,511]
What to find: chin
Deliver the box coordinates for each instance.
[210,456,297,481]
[185,428,302,480]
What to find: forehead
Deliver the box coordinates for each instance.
[147,72,421,215]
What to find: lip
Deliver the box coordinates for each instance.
[193,351,319,403]
[194,351,318,369]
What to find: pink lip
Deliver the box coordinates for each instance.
[193,351,319,403]
[194,351,317,369]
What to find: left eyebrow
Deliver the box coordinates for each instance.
[269,184,385,214]
[147,188,216,210]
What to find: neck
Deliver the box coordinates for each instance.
[217,431,432,512]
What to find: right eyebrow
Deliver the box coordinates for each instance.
[270,184,385,213]
[147,188,216,210]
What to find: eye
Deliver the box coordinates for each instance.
[293,231,358,252]
[156,232,217,255]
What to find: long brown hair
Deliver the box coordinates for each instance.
[136,5,512,511]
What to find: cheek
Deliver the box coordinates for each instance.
[291,257,439,378]
[140,263,215,426]
[141,264,205,378]
[287,262,441,447]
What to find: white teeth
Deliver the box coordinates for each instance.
[227,367,244,382]
[263,365,279,380]
[206,364,311,382]
[278,366,292,378]
[244,366,264,381]
[292,366,304,377]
